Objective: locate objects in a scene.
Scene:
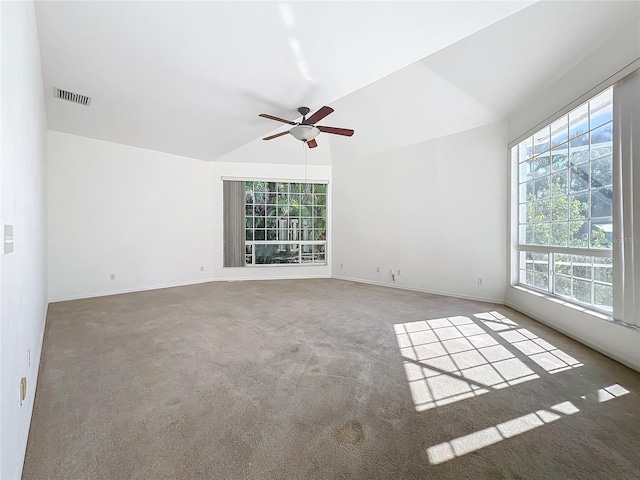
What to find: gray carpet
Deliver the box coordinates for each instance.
[23,279,639,479]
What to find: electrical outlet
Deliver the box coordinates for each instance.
[376,266,380,273]
[200,266,204,271]
[389,268,393,275]
[27,350,30,368]
[397,269,401,276]
[20,377,27,405]
[340,263,344,269]
[478,277,483,285]
[110,274,116,280]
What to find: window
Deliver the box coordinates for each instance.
[239,181,327,265]
[513,88,613,312]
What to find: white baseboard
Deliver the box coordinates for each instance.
[505,299,640,372]
[332,275,505,305]
[49,275,332,303]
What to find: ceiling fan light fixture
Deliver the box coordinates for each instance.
[289,125,320,142]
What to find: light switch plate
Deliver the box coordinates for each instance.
[3,224,14,255]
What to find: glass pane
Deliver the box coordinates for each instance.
[569,133,589,149]
[246,217,253,229]
[534,223,550,245]
[519,159,533,182]
[245,230,253,241]
[534,176,550,198]
[569,143,589,165]
[569,192,588,219]
[590,220,613,249]
[255,217,265,228]
[569,221,588,247]
[589,88,613,130]
[572,255,592,280]
[533,252,548,273]
[554,254,571,275]
[519,136,533,161]
[572,278,592,304]
[594,284,613,308]
[519,180,534,203]
[551,195,570,221]
[551,222,568,247]
[534,153,551,177]
[590,122,612,150]
[533,272,549,291]
[518,203,527,223]
[569,104,589,139]
[551,143,569,171]
[593,257,613,283]
[254,230,265,241]
[533,126,551,155]
[550,116,568,148]
[591,157,612,188]
[570,166,589,192]
[314,184,327,194]
[555,275,571,297]
[590,188,613,218]
[534,201,551,222]
[551,171,568,195]
[255,244,300,264]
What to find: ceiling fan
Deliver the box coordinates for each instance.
[259,106,354,148]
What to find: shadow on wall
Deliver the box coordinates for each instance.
[394,312,630,464]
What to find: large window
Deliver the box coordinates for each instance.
[513,88,613,312]
[244,181,327,265]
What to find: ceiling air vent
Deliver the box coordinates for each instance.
[53,87,91,106]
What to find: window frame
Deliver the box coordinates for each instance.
[509,83,623,318]
[241,179,329,267]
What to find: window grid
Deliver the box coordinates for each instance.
[515,88,613,312]
[244,181,327,265]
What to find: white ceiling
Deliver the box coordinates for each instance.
[35,0,535,162]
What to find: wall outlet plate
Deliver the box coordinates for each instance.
[20,377,27,403]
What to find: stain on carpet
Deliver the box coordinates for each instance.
[337,420,364,444]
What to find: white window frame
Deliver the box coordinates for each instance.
[508,61,640,327]
[242,179,328,266]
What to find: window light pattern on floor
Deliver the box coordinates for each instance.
[394,311,582,412]
[426,384,629,465]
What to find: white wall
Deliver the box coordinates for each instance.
[0,2,48,479]
[332,123,508,304]
[506,19,640,371]
[47,131,331,301]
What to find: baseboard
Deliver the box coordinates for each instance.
[505,300,640,372]
[49,275,332,303]
[16,302,48,480]
[332,275,505,305]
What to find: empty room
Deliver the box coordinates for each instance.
[1,1,639,479]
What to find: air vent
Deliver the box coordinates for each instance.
[53,87,91,106]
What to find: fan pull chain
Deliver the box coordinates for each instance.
[304,140,308,183]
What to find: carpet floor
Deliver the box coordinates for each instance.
[23,279,639,479]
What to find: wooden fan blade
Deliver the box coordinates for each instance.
[259,113,295,125]
[317,126,354,137]
[306,106,334,124]
[307,139,318,148]
[263,130,290,141]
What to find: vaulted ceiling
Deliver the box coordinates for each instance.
[35,1,639,163]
